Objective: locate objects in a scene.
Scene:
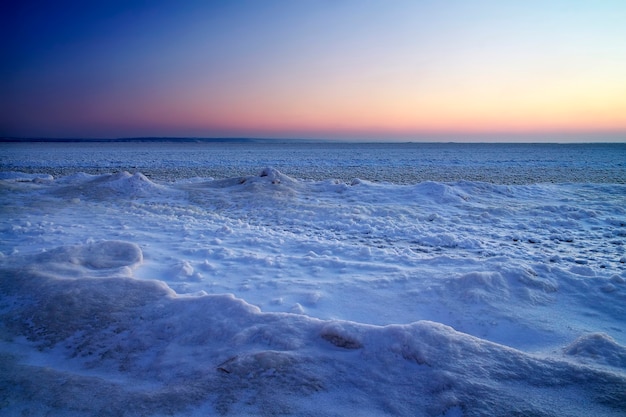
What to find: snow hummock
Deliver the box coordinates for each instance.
[564,333,626,368]
[1,167,625,416]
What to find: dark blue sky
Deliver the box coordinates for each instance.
[2,1,626,141]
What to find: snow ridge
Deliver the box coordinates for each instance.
[1,241,625,416]
[1,167,625,416]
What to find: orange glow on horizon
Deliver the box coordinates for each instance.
[139,87,626,138]
[3,1,626,141]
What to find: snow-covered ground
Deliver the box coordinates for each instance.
[1,163,626,416]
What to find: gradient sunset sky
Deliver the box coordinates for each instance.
[2,0,626,141]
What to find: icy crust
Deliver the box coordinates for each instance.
[1,169,625,329]
[0,171,54,182]
[200,166,301,191]
[1,241,626,416]
[1,169,626,415]
[33,241,143,272]
[564,333,626,368]
[55,171,170,199]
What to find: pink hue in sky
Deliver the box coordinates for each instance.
[2,1,626,141]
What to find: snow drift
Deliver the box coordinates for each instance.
[1,166,625,416]
[1,241,625,416]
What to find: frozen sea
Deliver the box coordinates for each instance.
[1,141,626,416]
[3,141,626,184]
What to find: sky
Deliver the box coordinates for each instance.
[1,0,626,142]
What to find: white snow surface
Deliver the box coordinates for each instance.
[1,167,625,416]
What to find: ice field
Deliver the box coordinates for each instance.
[1,142,626,416]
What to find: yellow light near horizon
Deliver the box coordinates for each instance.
[137,61,626,138]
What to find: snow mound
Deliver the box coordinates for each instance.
[0,171,54,182]
[444,267,559,305]
[238,167,300,190]
[201,167,300,192]
[258,167,297,184]
[53,172,99,184]
[1,242,625,416]
[448,271,510,302]
[31,241,143,275]
[412,181,469,204]
[53,171,167,199]
[564,333,626,368]
[90,171,164,196]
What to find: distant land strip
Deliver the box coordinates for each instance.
[2,137,625,145]
[0,137,275,143]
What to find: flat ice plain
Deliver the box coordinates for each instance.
[1,142,625,416]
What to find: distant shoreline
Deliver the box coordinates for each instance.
[2,136,626,145]
[0,137,276,144]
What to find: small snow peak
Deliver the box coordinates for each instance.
[320,323,363,349]
[564,333,626,368]
[258,167,293,185]
[259,167,280,178]
[34,240,143,272]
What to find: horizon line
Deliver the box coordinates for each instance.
[2,135,626,145]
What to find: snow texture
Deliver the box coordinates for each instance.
[1,164,626,416]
